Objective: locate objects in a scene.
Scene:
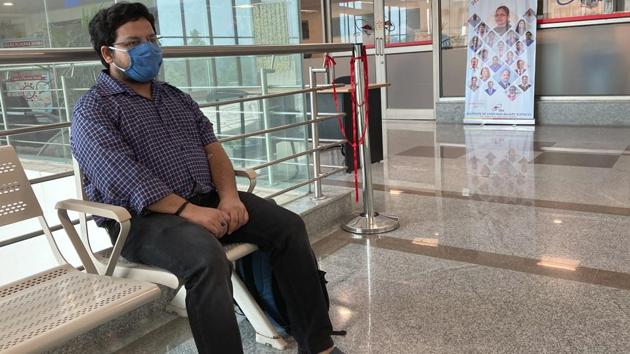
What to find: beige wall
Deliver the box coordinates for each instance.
[301,11,324,43]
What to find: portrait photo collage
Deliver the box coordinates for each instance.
[466,5,537,104]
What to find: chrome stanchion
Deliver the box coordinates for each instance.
[259,68,275,185]
[309,67,327,200]
[342,44,399,235]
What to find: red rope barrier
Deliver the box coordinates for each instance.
[323,47,370,204]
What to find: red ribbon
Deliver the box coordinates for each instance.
[323,54,349,147]
[323,48,369,204]
[323,54,340,113]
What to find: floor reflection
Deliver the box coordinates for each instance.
[464,126,535,201]
[327,121,630,211]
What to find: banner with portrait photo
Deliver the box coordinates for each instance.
[464,0,537,125]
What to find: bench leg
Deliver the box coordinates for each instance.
[231,271,289,350]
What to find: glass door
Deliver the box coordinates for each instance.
[329,0,378,45]
[327,0,386,118]
[382,0,434,119]
[325,1,435,120]
[327,0,382,81]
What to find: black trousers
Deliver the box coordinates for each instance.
[105,191,333,354]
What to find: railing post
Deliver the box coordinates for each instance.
[61,76,71,123]
[0,85,11,146]
[259,68,275,185]
[61,76,72,159]
[309,67,327,200]
[342,43,399,235]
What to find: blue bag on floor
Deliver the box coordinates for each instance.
[235,250,290,336]
[235,250,338,338]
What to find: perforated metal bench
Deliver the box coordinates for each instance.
[0,146,160,354]
[54,159,288,350]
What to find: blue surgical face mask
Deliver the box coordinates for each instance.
[109,42,162,83]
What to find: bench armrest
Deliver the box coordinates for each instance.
[234,168,257,193]
[56,199,131,222]
[57,168,254,276]
[55,199,131,277]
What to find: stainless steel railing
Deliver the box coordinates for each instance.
[0,43,354,247]
[0,43,353,65]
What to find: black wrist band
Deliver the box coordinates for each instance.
[175,201,190,216]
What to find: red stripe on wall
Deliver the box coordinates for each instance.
[537,11,630,24]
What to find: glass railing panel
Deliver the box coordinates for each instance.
[1,128,73,164]
[0,224,93,286]
[0,235,59,285]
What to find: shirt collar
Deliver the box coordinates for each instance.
[96,70,165,98]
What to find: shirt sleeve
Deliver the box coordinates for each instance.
[71,96,173,215]
[181,91,218,146]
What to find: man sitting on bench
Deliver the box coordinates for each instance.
[71,3,340,354]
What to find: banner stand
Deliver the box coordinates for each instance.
[464,0,538,125]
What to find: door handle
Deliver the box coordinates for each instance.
[376,38,384,56]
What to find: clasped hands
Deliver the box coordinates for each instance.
[180,196,249,238]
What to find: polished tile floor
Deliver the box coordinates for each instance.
[118,122,630,353]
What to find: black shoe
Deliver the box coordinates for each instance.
[298,346,346,354]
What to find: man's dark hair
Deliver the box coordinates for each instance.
[88,2,156,68]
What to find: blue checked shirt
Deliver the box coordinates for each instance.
[71,71,217,225]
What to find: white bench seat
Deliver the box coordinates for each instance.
[0,264,159,354]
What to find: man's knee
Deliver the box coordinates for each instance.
[185,254,232,293]
[285,211,306,234]
[181,232,232,283]
[239,192,308,246]
[278,211,310,249]
[195,243,231,270]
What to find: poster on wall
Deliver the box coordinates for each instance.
[464,0,537,125]
[4,71,53,112]
[1,38,53,113]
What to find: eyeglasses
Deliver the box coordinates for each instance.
[112,35,161,49]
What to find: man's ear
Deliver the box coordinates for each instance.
[100,45,113,65]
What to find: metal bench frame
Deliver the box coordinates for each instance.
[0,145,160,354]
